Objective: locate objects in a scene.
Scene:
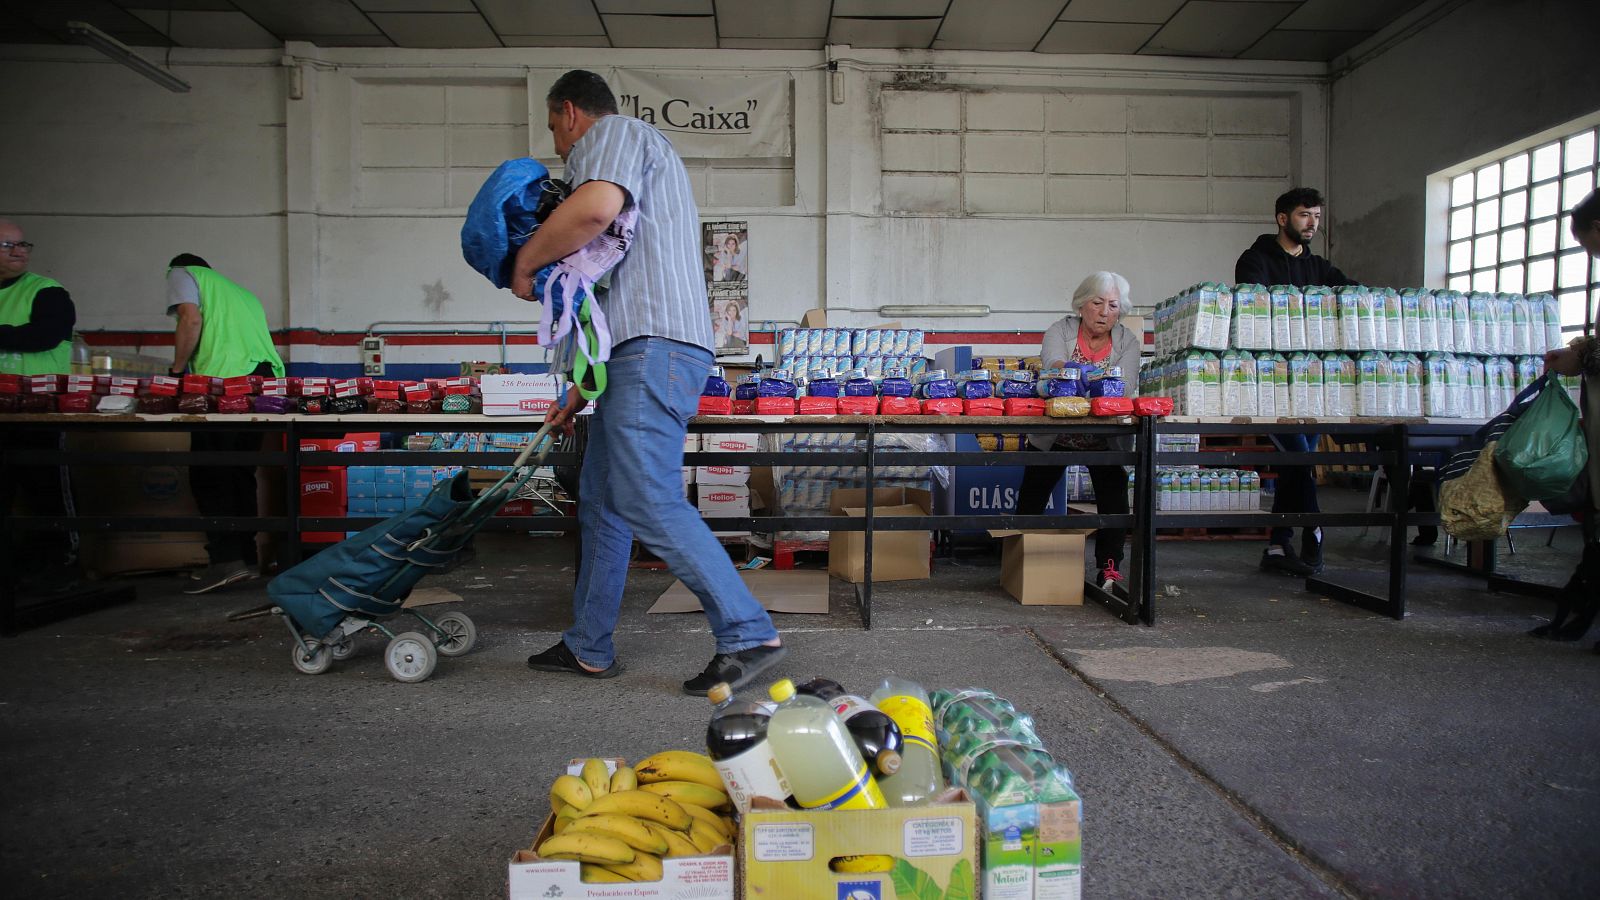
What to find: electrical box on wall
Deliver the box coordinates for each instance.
[361,336,385,376]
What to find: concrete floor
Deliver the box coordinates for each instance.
[3,503,1599,899]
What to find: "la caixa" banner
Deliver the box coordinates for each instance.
[610,70,791,159]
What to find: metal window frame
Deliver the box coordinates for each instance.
[1444,125,1599,334]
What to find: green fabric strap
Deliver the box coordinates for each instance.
[570,294,607,402]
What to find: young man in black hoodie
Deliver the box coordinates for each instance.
[1235,188,1359,576]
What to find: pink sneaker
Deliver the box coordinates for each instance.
[1099,560,1126,596]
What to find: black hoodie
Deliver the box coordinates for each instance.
[1233,233,1357,289]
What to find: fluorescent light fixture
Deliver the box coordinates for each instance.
[878,304,991,318]
[66,21,191,93]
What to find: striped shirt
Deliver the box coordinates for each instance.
[566,114,712,354]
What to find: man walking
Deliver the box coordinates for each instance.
[512,71,783,694]
[1235,188,1359,576]
[166,253,285,593]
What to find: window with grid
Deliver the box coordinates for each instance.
[1446,122,1599,336]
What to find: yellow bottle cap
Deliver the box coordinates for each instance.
[707,682,732,705]
[769,678,795,703]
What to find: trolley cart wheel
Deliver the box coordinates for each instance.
[385,632,437,683]
[329,633,357,660]
[431,612,477,658]
[290,638,333,675]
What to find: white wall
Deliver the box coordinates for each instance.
[1,47,287,329]
[3,40,1330,359]
[1330,0,1600,290]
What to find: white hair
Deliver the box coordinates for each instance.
[1070,271,1130,314]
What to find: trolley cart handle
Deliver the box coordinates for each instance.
[404,420,561,553]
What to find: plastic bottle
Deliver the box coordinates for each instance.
[765,678,887,810]
[705,682,791,815]
[795,677,904,778]
[702,365,730,398]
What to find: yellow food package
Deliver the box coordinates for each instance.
[1046,396,1091,417]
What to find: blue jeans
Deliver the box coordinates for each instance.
[563,336,778,668]
[1268,433,1320,547]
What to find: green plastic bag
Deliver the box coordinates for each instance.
[1495,373,1589,500]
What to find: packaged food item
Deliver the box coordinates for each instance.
[1399,288,1424,352]
[177,393,215,414]
[298,395,327,415]
[878,396,919,415]
[95,395,138,414]
[915,369,957,400]
[1231,284,1269,350]
[907,329,925,356]
[137,393,177,414]
[1133,396,1173,416]
[702,365,731,398]
[407,399,441,414]
[1046,396,1091,417]
[1495,294,1516,359]
[252,395,294,414]
[1434,290,1457,353]
[215,395,253,414]
[440,394,478,414]
[999,369,1036,399]
[806,367,842,398]
[1087,366,1126,398]
[1468,292,1494,355]
[879,366,915,398]
[758,369,799,398]
[57,393,93,413]
[1535,293,1562,353]
[1303,287,1328,350]
[1003,397,1046,416]
[1036,367,1084,398]
[1417,289,1440,352]
[1089,396,1133,416]
[956,369,993,400]
[921,397,964,416]
[1271,285,1305,351]
[1357,350,1390,417]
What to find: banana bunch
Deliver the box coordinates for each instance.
[540,754,737,884]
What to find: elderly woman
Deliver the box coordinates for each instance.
[1016,271,1142,594]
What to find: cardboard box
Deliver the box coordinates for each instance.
[509,759,735,900]
[741,791,977,900]
[67,431,210,576]
[989,529,1093,606]
[702,433,760,454]
[828,487,933,583]
[697,483,751,536]
[300,468,347,544]
[696,464,750,486]
[481,372,591,417]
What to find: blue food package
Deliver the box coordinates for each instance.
[880,367,915,397]
[999,370,1037,399]
[758,369,798,398]
[844,368,877,397]
[702,365,731,398]
[807,367,842,398]
[1037,367,1085,398]
[1087,366,1127,398]
[916,369,957,400]
[734,374,760,401]
[956,369,994,399]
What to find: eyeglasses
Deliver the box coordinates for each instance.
[0,241,34,253]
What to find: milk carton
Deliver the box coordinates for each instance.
[1378,288,1403,352]
[1196,282,1233,351]
[1465,356,1488,419]
[1337,286,1366,351]
[1416,289,1439,352]
[1534,293,1562,354]
[1357,288,1380,351]
[1276,285,1308,351]
[1255,353,1278,418]
[1495,294,1517,359]
[1399,289,1424,353]
[1303,288,1327,351]
[1220,349,1252,417]
[1511,295,1533,357]
[1321,353,1349,417]
[1434,290,1457,353]
[1468,292,1495,355]
[1357,350,1389,417]
[1423,353,1453,418]
[1234,284,1272,350]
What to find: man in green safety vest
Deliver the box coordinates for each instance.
[1,218,81,589]
[166,253,285,594]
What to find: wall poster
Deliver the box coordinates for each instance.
[703,220,749,356]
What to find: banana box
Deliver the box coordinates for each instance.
[510,758,736,900]
[740,789,977,900]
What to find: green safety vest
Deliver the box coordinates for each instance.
[174,265,285,378]
[0,271,72,375]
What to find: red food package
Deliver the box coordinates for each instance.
[371,389,401,401]
[441,384,474,396]
[407,399,441,414]
[298,396,327,414]
[252,395,293,414]
[0,373,20,389]
[177,393,215,414]
[356,377,375,394]
[1132,396,1173,417]
[66,375,105,394]
[301,383,329,398]
[248,375,265,391]
[796,396,839,415]
[879,396,921,416]
[216,395,253,414]
[1004,398,1047,416]
[1090,396,1134,417]
[26,375,64,393]
[327,395,368,414]
[180,374,210,394]
[963,398,1004,417]
[18,393,57,412]
[332,379,362,398]
[731,399,757,415]
[148,375,181,397]
[138,393,177,414]
[369,397,405,414]
[754,397,796,416]
[837,396,880,416]
[0,394,18,413]
[403,383,432,401]
[0,380,19,395]
[57,393,94,413]
[697,396,734,416]
[221,376,254,396]
[921,398,965,416]
[373,380,402,393]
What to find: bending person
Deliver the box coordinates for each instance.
[1016,272,1140,595]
